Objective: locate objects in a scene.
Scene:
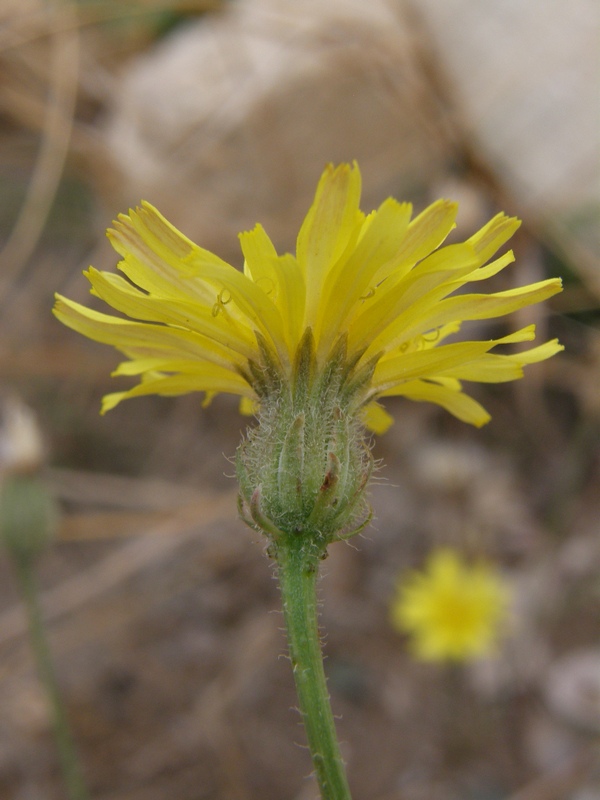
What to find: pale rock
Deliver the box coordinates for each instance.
[417,0,599,217]
[545,648,600,733]
[102,0,448,261]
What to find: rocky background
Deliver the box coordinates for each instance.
[0,1,598,798]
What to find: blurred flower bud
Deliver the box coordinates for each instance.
[0,474,58,562]
[0,397,57,561]
[0,396,45,476]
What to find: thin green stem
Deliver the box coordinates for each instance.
[276,537,352,800]
[13,556,90,800]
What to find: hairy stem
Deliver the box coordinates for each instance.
[277,537,352,800]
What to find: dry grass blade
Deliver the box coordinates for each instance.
[0,1,221,55]
[0,2,79,296]
[0,488,237,647]
[47,466,205,511]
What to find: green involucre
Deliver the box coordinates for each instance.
[236,330,374,546]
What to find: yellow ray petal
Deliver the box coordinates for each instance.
[438,355,524,383]
[398,279,563,342]
[239,223,278,283]
[361,401,394,434]
[53,295,245,368]
[239,396,260,416]
[468,213,521,263]
[348,243,479,356]
[380,380,491,427]
[506,338,564,364]
[111,357,247,381]
[315,197,412,357]
[184,246,290,368]
[438,339,563,383]
[370,199,459,291]
[239,225,306,353]
[101,369,254,414]
[109,206,215,302]
[373,325,541,389]
[273,253,306,354]
[373,340,496,390]
[86,268,256,360]
[457,251,515,283]
[113,203,289,362]
[125,202,204,272]
[296,162,362,328]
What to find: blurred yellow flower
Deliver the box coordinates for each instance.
[54,162,562,430]
[391,549,509,662]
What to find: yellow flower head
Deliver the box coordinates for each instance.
[391,549,509,662]
[53,162,562,431]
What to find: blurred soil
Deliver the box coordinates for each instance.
[0,2,599,799]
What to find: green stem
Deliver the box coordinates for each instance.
[276,536,352,800]
[14,556,90,800]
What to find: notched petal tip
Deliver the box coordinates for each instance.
[100,392,124,415]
